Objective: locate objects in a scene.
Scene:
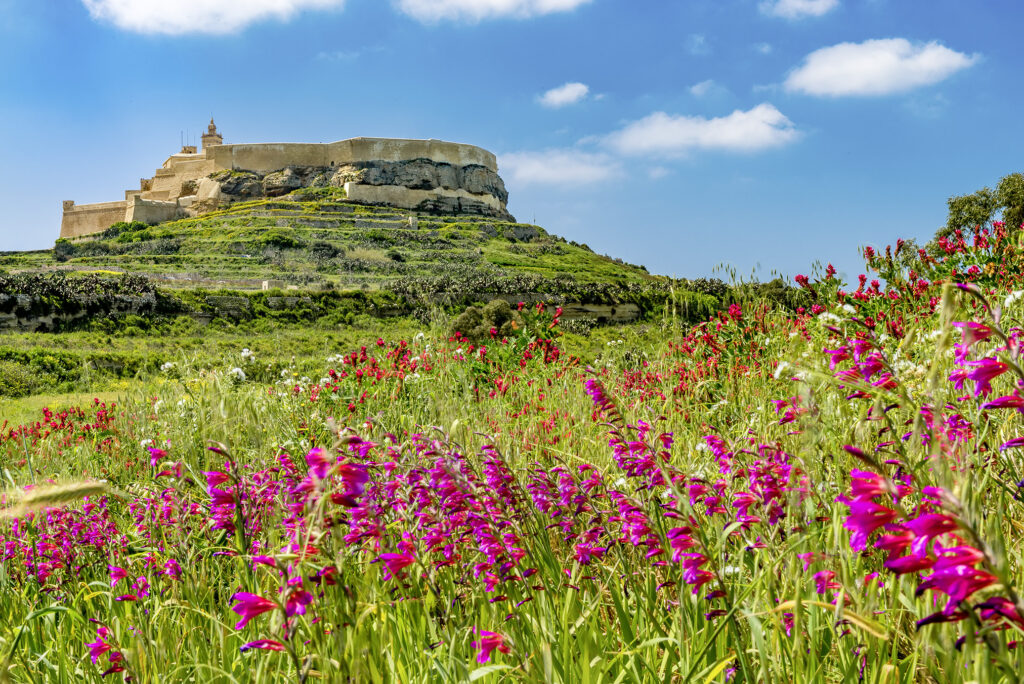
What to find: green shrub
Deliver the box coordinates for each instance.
[0,360,40,397]
[451,299,523,342]
[258,229,304,249]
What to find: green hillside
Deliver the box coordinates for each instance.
[2,191,653,291]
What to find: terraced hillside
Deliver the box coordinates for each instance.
[3,190,653,291]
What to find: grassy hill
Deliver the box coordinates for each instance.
[2,190,653,291]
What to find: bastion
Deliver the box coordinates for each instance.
[60,120,513,239]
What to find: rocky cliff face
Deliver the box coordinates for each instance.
[199,158,513,221]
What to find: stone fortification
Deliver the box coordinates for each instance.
[60,121,512,239]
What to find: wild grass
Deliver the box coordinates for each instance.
[2,225,1024,681]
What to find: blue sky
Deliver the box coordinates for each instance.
[1,0,1020,281]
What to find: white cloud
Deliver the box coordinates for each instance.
[606,103,799,157]
[759,0,838,19]
[500,149,620,187]
[784,38,979,96]
[395,0,591,22]
[538,82,589,108]
[753,42,773,55]
[81,0,346,34]
[648,166,671,180]
[689,79,716,97]
[686,33,711,56]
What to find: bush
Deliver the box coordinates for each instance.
[102,221,149,240]
[451,299,523,342]
[0,360,40,397]
[258,229,304,249]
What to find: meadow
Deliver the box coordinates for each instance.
[2,222,1024,682]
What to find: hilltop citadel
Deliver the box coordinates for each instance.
[60,120,513,239]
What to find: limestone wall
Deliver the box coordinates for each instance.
[60,200,128,239]
[126,197,181,225]
[206,138,498,174]
[148,156,216,200]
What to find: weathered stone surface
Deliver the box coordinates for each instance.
[504,225,539,242]
[203,158,515,220]
[215,171,263,198]
[461,165,508,204]
[262,168,304,197]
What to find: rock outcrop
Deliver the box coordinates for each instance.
[197,158,514,221]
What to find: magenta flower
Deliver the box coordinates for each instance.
[87,626,113,664]
[884,553,935,575]
[305,447,332,479]
[285,578,314,617]
[916,565,997,606]
[230,592,278,630]
[240,643,288,651]
[981,393,1024,411]
[377,552,416,580]
[147,446,167,467]
[952,321,995,355]
[209,487,236,506]
[848,469,890,500]
[203,470,230,487]
[471,629,511,664]
[584,378,616,414]
[964,358,1008,397]
[335,463,370,506]
[163,558,182,581]
[840,498,899,551]
[240,640,286,653]
[108,564,128,587]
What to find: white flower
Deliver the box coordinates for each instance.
[241,348,256,362]
[406,373,421,382]
[160,362,175,372]
[229,367,246,381]
[153,400,163,414]
[841,304,856,315]
[818,311,842,324]
[140,439,154,447]
[414,332,426,343]
[1005,291,1024,309]
[774,361,791,380]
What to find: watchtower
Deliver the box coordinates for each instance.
[201,118,223,150]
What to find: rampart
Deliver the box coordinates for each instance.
[60,126,509,239]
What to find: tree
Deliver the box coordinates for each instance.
[941,172,1024,237]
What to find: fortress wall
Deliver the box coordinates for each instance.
[343,183,503,213]
[60,201,128,239]
[328,138,498,170]
[147,157,216,200]
[209,143,328,173]
[207,139,497,174]
[126,197,180,225]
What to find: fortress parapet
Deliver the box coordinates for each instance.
[60,121,511,239]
